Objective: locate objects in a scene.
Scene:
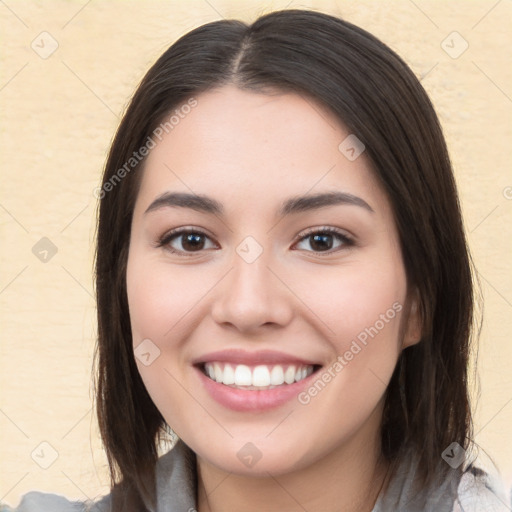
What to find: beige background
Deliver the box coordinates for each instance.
[1,0,511,507]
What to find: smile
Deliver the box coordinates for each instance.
[202,362,317,389]
[193,349,323,411]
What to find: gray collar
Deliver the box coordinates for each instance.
[147,440,506,512]
[153,439,197,512]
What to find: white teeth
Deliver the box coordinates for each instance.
[284,366,296,384]
[252,365,270,387]
[222,364,235,385]
[234,364,252,386]
[213,363,222,382]
[203,362,315,388]
[270,365,284,385]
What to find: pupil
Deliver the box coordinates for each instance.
[311,233,332,251]
[183,233,204,251]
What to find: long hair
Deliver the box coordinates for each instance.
[93,9,475,510]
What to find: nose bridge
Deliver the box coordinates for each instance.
[231,245,270,297]
[210,240,293,331]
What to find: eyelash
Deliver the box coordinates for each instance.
[155,226,355,257]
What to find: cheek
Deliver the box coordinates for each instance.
[126,251,199,431]
[126,252,210,343]
[126,250,217,415]
[293,260,406,345]
[292,262,406,404]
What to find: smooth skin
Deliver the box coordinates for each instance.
[126,85,422,512]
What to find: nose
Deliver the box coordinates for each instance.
[210,250,294,334]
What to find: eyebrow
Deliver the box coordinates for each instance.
[144,191,374,216]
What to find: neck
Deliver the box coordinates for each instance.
[196,407,390,512]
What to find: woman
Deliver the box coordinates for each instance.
[4,8,509,512]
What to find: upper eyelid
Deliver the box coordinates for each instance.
[160,225,351,239]
[158,226,218,247]
[294,225,353,240]
[159,226,353,250]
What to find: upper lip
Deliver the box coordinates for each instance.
[192,349,322,367]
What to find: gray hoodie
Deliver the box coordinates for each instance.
[2,440,510,512]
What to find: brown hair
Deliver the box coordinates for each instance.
[93,8,476,510]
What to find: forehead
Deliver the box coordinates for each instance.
[136,85,387,216]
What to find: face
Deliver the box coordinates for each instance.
[126,85,420,476]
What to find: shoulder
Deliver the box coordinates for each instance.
[373,444,511,512]
[0,440,194,512]
[453,461,511,512]
[0,491,111,512]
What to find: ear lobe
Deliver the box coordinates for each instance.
[402,292,423,348]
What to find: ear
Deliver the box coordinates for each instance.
[402,290,423,349]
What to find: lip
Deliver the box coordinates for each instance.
[192,350,322,412]
[192,348,321,366]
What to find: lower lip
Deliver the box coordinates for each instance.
[195,366,318,412]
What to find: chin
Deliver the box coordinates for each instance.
[190,434,318,477]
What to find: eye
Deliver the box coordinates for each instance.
[156,227,218,256]
[293,227,354,254]
[156,226,353,256]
